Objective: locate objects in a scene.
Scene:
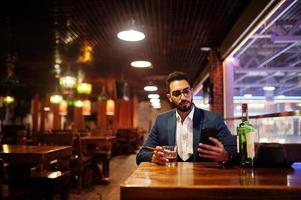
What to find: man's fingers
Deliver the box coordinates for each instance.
[198,153,217,159]
[155,146,163,151]
[198,144,229,162]
[208,137,223,147]
[152,149,168,165]
[198,148,220,156]
[198,139,223,153]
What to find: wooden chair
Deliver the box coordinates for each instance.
[30,170,71,200]
[70,134,93,193]
[89,141,112,184]
[51,129,73,134]
[1,159,35,200]
[82,130,115,183]
[91,129,113,136]
[16,130,28,145]
[37,133,74,171]
[32,133,74,199]
[116,129,137,154]
[38,132,74,146]
[136,129,146,147]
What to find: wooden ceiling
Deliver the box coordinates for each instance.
[0,0,251,100]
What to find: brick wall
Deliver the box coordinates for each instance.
[209,48,224,117]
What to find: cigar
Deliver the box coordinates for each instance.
[142,146,156,151]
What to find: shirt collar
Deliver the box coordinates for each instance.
[176,104,194,122]
[187,105,195,121]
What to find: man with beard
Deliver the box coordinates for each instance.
[136,71,236,165]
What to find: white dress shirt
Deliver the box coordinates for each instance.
[176,106,194,161]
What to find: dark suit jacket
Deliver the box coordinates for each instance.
[136,106,237,165]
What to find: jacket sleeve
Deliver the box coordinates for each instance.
[136,117,161,165]
[215,114,237,160]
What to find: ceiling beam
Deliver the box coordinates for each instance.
[257,43,297,68]
[235,66,301,73]
[221,0,293,59]
[281,85,301,94]
[234,43,297,83]
[272,35,301,43]
[235,0,298,58]
[234,83,295,88]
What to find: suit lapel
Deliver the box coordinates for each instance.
[167,110,176,145]
[193,107,204,161]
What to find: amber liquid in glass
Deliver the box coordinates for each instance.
[164,148,177,166]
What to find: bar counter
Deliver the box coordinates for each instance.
[121,162,301,200]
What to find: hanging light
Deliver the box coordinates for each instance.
[82,99,91,116]
[3,95,15,104]
[151,100,161,109]
[150,98,160,104]
[67,99,75,106]
[59,100,68,115]
[117,30,145,42]
[43,107,50,112]
[152,104,161,109]
[74,100,84,107]
[130,60,151,68]
[148,94,160,99]
[200,47,211,52]
[144,85,158,92]
[77,83,92,94]
[117,19,145,42]
[106,99,115,116]
[59,75,77,88]
[263,86,275,91]
[50,94,63,104]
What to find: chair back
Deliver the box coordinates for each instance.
[91,129,113,136]
[38,133,74,146]
[72,134,82,158]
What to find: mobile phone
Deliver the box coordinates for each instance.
[200,128,218,146]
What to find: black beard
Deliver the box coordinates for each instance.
[170,100,193,112]
[177,102,192,112]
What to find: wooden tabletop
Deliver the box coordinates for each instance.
[80,135,116,144]
[121,162,301,200]
[0,144,72,165]
[80,135,116,141]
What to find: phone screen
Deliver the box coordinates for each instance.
[200,128,218,146]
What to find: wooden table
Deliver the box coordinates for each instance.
[0,144,73,198]
[80,135,116,184]
[80,135,116,145]
[121,162,301,200]
[0,144,72,169]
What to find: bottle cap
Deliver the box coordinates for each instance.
[242,103,248,111]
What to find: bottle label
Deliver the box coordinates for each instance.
[246,131,255,159]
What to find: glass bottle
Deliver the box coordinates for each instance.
[98,85,108,101]
[237,103,255,167]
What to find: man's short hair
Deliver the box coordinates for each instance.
[166,71,192,91]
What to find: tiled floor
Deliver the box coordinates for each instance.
[70,154,138,200]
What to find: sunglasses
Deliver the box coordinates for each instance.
[171,87,192,98]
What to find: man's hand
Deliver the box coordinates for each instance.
[151,146,168,165]
[197,137,229,162]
